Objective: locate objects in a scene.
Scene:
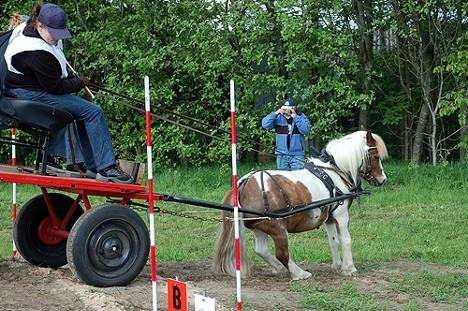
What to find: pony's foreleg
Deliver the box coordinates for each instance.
[325,220,342,273]
[335,213,357,276]
[253,229,287,275]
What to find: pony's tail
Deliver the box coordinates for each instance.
[212,191,250,277]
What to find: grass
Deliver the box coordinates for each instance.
[0,161,467,310]
[291,282,384,311]
[387,270,468,304]
[349,162,468,266]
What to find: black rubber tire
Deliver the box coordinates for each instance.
[66,204,150,287]
[13,193,84,268]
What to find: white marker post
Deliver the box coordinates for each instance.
[230,80,242,310]
[144,76,158,311]
[11,128,17,257]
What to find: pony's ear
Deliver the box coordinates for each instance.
[366,130,376,146]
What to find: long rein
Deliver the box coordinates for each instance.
[88,83,274,157]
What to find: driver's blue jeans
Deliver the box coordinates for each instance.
[48,123,85,165]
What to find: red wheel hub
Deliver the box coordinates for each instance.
[38,217,64,245]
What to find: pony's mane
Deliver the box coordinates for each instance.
[324,131,388,182]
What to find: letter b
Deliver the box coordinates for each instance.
[173,285,181,309]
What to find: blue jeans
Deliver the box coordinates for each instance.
[276,154,304,170]
[47,123,85,164]
[6,88,116,171]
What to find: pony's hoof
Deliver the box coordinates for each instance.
[331,263,342,273]
[272,266,288,275]
[341,267,357,276]
[291,271,312,280]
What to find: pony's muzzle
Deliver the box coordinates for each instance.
[374,176,386,186]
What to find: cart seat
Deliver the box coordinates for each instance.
[0,95,74,133]
[0,95,75,174]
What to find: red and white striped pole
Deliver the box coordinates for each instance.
[11,128,17,257]
[144,76,158,311]
[230,79,242,310]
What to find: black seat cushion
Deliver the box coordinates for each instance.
[0,96,74,134]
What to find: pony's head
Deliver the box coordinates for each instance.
[325,130,388,186]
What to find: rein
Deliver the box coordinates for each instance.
[302,147,379,216]
[313,145,380,193]
[311,164,361,193]
[88,83,275,157]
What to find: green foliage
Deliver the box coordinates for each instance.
[438,32,468,120]
[0,0,466,165]
[0,0,363,165]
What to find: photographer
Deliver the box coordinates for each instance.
[261,98,311,169]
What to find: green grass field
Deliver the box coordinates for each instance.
[0,161,467,310]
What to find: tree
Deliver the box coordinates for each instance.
[391,0,466,164]
[1,0,466,165]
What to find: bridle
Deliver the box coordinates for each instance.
[359,146,380,185]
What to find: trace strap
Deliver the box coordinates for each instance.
[238,170,294,213]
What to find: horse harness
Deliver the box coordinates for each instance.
[238,170,294,214]
[239,150,363,223]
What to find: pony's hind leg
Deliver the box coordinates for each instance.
[325,219,342,273]
[287,258,312,281]
[272,231,312,280]
[254,224,311,280]
[253,229,287,275]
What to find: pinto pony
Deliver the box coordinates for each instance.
[213,130,388,280]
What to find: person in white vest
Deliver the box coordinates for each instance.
[4,2,133,184]
[6,13,84,172]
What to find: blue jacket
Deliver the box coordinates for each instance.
[262,111,311,156]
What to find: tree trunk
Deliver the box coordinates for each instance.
[265,2,289,82]
[411,103,430,163]
[393,0,413,161]
[352,0,374,130]
[408,5,437,164]
[461,106,468,162]
[401,111,410,161]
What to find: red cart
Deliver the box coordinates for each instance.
[0,164,162,287]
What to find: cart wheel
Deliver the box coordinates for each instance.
[14,193,84,268]
[66,204,149,287]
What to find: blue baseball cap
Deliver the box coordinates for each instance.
[38,3,72,40]
[281,98,296,108]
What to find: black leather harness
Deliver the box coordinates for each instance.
[303,162,342,198]
[239,150,361,223]
[238,169,293,213]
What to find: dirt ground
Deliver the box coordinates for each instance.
[0,258,466,311]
